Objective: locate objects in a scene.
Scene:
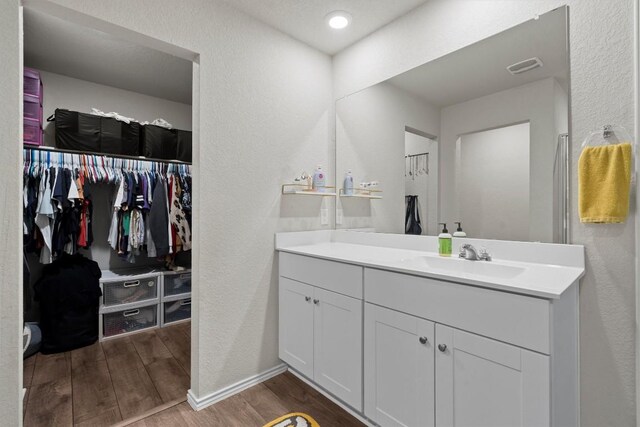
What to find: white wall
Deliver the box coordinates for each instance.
[457,123,530,240]
[0,0,334,421]
[0,1,24,425]
[336,82,440,232]
[334,1,636,425]
[440,78,561,242]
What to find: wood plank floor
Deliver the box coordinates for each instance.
[126,371,365,427]
[23,322,191,427]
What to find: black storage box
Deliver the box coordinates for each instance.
[176,129,192,162]
[140,125,177,160]
[53,109,140,156]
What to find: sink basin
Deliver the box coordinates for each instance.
[401,256,526,280]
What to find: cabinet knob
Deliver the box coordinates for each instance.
[438,344,447,352]
[419,336,429,345]
[313,299,320,305]
[305,296,311,302]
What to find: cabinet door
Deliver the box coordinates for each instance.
[313,287,363,411]
[279,277,314,378]
[364,304,435,427]
[435,325,550,427]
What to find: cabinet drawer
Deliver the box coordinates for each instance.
[163,298,192,324]
[163,271,192,297]
[103,304,158,338]
[280,252,363,299]
[102,275,159,307]
[365,268,550,354]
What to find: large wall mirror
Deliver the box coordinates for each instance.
[336,6,569,243]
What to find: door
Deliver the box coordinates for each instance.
[364,303,435,427]
[279,277,314,378]
[435,324,550,427]
[313,287,363,411]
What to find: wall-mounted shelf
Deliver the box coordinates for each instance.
[339,188,383,199]
[282,183,336,196]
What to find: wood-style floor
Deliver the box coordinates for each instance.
[126,371,365,427]
[23,321,191,427]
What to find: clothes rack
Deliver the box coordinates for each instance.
[23,147,192,183]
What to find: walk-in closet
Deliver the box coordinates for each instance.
[21,7,196,426]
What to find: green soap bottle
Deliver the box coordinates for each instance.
[438,223,452,257]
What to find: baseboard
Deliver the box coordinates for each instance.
[187,363,288,411]
[288,368,377,427]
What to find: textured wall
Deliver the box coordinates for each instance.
[0,2,23,426]
[334,1,636,425]
[2,0,333,418]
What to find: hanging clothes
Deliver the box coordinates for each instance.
[23,148,192,264]
[405,195,422,235]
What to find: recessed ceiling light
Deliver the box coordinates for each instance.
[326,11,352,30]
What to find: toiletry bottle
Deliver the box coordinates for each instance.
[453,222,466,237]
[438,223,452,257]
[312,165,326,193]
[344,170,354,196]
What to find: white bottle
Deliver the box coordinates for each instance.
[312,165,326,193]
[344,170,354,196]
[453,222,467,237]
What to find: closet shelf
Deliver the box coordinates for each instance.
[282,183,337,196]
[339,188,383,199]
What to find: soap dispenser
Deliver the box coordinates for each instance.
[438,223,452,257]
[453,222,466,237]
[344,170,354,196]
[312,165,326,193]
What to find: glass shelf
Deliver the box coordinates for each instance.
[282,183,336,196]
[339,188,382,199]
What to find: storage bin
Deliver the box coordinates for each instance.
[140,124,177,160]
[53,109,140,155]
[163,271,191,297]
[163,298,191,325]
[176,130,192,162]
[103,304,158,338]
[100,116,140,156]
[24,118,42,146]
[102,274,159,307]
[24,94,42,123]
[24,68,43,102]
[53,109,101,152]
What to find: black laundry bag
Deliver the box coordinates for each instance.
[34,254,102,354]
[176,129,192,162]
[52,108,140,155]
[140,124,178,160]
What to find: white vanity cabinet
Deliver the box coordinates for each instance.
[277,248,579,427]
[279,253,364,411]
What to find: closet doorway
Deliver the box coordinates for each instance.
[20,5,200,426]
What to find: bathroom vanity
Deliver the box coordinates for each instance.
[276,230,584,427]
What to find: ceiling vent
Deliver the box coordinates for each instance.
[506,57,544,75]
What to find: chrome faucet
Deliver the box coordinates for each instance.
[459,244,491,261]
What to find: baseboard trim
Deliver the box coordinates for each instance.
[287,368,377,427]
[187,363,288,411]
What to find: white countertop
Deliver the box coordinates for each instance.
[277,241,584,299]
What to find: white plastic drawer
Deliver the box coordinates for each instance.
[102,275,159,307]
[163,272,192,297]
[103,304,158,338]
[163,298,191,324]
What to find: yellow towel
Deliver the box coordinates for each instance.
[579,142,632,223]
